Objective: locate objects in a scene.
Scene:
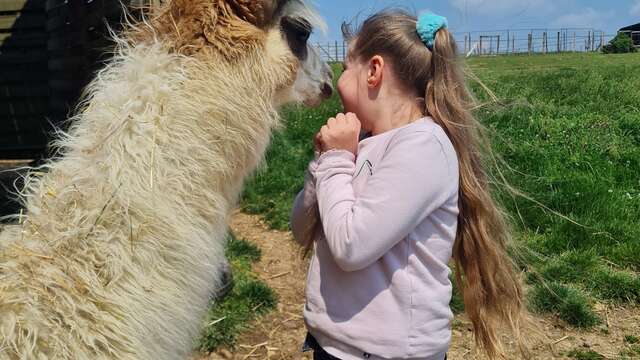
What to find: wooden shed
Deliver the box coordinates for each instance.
[0,0,150,159]
[619,22,640,47]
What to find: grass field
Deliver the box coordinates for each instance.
[239,52,640,327]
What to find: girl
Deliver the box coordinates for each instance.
[290,9,528,360]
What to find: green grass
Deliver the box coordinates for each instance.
[240,52,640,328]
[197,233,277,352]
[566,349,605,360]
[528,281,600,328]
[449,272,465,314]
[620,344,640,359]
[625,335,639,344]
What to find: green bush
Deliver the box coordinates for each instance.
[603,33,637,54]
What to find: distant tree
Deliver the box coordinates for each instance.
[602,32,637,54]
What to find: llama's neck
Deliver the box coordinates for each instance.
[27,42,288,232]
[2,38,297,360]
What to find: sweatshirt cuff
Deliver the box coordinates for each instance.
[317,149,356,167]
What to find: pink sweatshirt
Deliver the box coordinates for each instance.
[290,117,460,360]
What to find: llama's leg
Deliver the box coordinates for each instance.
[210,258,234,302]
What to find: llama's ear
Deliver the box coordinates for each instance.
[137,0,283,58]
[226,0,281,28]
[199,0,274,58]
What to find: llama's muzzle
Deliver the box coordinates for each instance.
[321,82,333,98]
[320,67,334,99]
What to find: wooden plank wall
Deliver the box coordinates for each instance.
[0,0,49,158]
[0,0,153,159]
[1,0,155,218]
[46,0,140,136]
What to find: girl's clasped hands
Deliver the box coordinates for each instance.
[315,112,362,156]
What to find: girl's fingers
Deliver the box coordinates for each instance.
[345,113,360,129]
[320,125,329,139]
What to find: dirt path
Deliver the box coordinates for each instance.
[200,211,640,360]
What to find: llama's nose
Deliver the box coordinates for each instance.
[321,82,333,98]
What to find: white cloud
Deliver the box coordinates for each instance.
[417,8,434,15]
[550,8,615,30]
[632,0,640,17]
[448,0,553,17]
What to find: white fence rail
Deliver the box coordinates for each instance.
[314,28,615,62]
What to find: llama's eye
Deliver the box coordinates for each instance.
[281,16,311,60]
[297,30,310,42]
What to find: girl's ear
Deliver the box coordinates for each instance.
[367,55,384,88]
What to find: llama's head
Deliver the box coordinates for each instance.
[131,0,333,107]
[270,1,334,106]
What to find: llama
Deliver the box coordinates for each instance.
[0,1,332,359]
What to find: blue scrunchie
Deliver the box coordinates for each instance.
[416,12,448,49]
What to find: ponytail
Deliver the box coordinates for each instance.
[427,28,529,358]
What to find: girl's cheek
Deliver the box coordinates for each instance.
[336,77,348,103]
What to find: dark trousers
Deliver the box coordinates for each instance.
[303,333,447,360]
[303,333,341,360]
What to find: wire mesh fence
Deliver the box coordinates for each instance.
[457,28,612,56]
[314,28,616,62]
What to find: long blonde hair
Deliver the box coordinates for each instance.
[341,10,530,358]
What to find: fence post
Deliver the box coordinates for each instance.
[573,32,576,52]
[497,35,500,54]
[480,37,484,55]
[528,33,532,55]
[506,31,510,54]
[545,32,549,53]
[512,36,515,54]
[557,32,560,53]
[342,41,346,61]
[464,34,468,53]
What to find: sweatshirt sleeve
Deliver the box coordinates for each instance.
[289,155,320,246]
[314,130,456,272]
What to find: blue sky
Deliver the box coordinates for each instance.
[310,0,640,42]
